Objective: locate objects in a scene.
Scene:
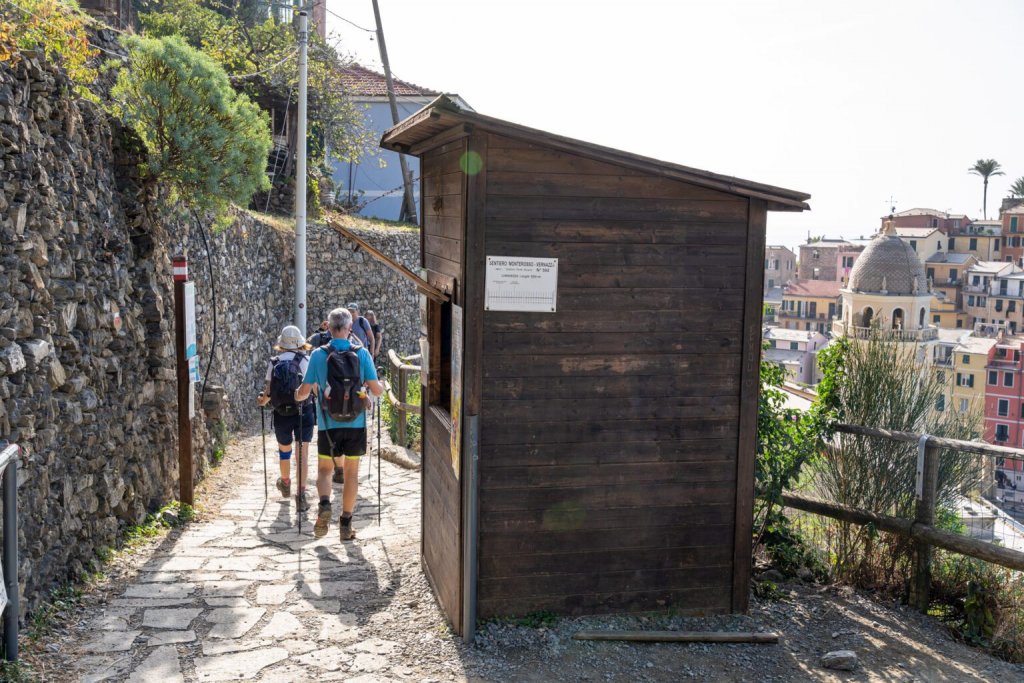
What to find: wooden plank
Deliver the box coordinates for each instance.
[481,241,744,267]
[409,123,472,156]
[487,171,741,201]
[423,192,465,220]
[480,439,737,469]
[733,198,764,613]
[482,375,740,401]
[485,219,747,246]
[423,171,465,205]
[480,544,733,578]
[424,234,463,263]
[555,287,743,312]
[486,138,648,176]
[425,253,460,279]
[480,503,736,533]
[479,522,734,555]
[479,459,738,489]
[482,331,742,355]
[481,417,737,444]
[482,354,742,379]
[421,405,462,632]
[482,310,742,335]
[485,195,749,223]
[480,482,737,514]
[480,398,739,423]
[478,566,730,601]
[573,631,778,644]
[556,265,745,289]
[477,585,733,619]
[422,141,467,173]
[424,213,462,241]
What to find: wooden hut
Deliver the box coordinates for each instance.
[378,96,810,637]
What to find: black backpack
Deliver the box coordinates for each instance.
[269,354,306,416]
[322,344,366,422]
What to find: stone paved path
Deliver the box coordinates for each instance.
[66,420,456,683]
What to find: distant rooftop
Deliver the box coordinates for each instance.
[765,328,823,342]
[971,261,1016,274]
[927,252,975,264]
[784,279,842,298]
[956,335,998,354]
[1003,204,1024,215]
[764,348,805,365]
[889,207,968,219]
[895,227,941,237]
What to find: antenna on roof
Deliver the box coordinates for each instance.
[886,195,897,216]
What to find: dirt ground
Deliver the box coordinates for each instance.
[21,423,1024,682]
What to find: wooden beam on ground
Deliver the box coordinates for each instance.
[573,631,779,644]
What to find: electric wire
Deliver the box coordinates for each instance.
[229,49,298,81]
[322,6,375,33]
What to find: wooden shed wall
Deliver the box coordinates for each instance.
[476,133,753,618]
[420,137,467,633]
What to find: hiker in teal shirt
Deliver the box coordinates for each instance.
[295,308,382,541]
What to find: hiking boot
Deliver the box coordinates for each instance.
[339,514,356,541]
[332,468,344,485]
[314,502,331,538]
[276,478,291,498]
[295,490,310,513]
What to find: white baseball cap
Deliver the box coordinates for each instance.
[275,325,311,351]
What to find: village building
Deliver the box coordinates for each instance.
[895,226,946,261]
[964,261,1019,328]
[762,328,828,384]
[946,333,995,423]
[797,238,852,280]
[1001,203,1024,265]
[984,271,1024,333]
[834,221,937,345]
[927,252,977,329]
[332,66,471,219]
[835,244,865,285]
[779,279,842,334]
[949,220,1003,261]
[763,286,784,325]
[885,207,971,232]
[764,245,796,291]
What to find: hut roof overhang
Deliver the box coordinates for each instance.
[381,95,811,212]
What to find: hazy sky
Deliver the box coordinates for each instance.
[326,0,1022,251]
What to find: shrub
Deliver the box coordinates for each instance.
[111,34,271,224]
[381,369,421,450]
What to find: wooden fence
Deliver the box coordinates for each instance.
[782,422,1024,611]
[384,350,420,446]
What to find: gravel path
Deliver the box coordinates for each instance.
[27,419,1024,682]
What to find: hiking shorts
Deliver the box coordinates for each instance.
[318,427,367,459]
[272,408,314,446]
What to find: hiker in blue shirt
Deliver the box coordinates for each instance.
[295,307,383,541]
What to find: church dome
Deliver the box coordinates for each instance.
[848,223,928,295]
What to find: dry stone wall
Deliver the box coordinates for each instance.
[307,222,421,358]
[0,55,420,613]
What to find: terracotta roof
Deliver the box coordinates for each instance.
[340,64,439,98]
[784,279,842,298]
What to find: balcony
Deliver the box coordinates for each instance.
[933,356,954,367]
[833,321,939,342]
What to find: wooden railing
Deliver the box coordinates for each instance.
[385,350,421,447]
[781,423,1024,612]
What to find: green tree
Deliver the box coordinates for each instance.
[111,34,271,222]
[968,158,1005,219]
[1010,176,1024,199]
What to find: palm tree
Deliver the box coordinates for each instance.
[968,159,1005,219]
[1011,176,1024,199]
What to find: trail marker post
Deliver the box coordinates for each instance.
[174,256,195,505]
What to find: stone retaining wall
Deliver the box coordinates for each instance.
[0,54,420,612]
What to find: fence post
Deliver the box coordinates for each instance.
[911,441,940,612]
[397,367,408,447]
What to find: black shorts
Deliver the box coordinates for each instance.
[318,427,367,459]
[272,407,314,445]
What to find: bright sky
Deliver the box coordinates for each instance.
[326,0,1023,251]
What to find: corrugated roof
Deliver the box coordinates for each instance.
[381,96,811,211]
[784,279,842,298]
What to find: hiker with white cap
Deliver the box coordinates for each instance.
[256,325,314,512]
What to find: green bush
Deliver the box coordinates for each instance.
[111,34,271,224]
[382,371,421,450]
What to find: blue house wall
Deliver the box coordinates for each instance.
[331,100,427,222]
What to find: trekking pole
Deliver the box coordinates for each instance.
[297,407,303,536]
[260,406,268,500]
[377,392,382,526]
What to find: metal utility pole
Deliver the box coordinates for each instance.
[295,11,309,333]
[371,0,418,224]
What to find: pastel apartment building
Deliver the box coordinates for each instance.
[779,279,842,334]
[948,221,1003,261]
[895,226,946,261]
[885,207,971,232]
[926,252,977,329]
[762,328,828,384]
[1002,203,1024,265]
[764,245,796,291]
[964,261,1020,329]
[798,238,853,281]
